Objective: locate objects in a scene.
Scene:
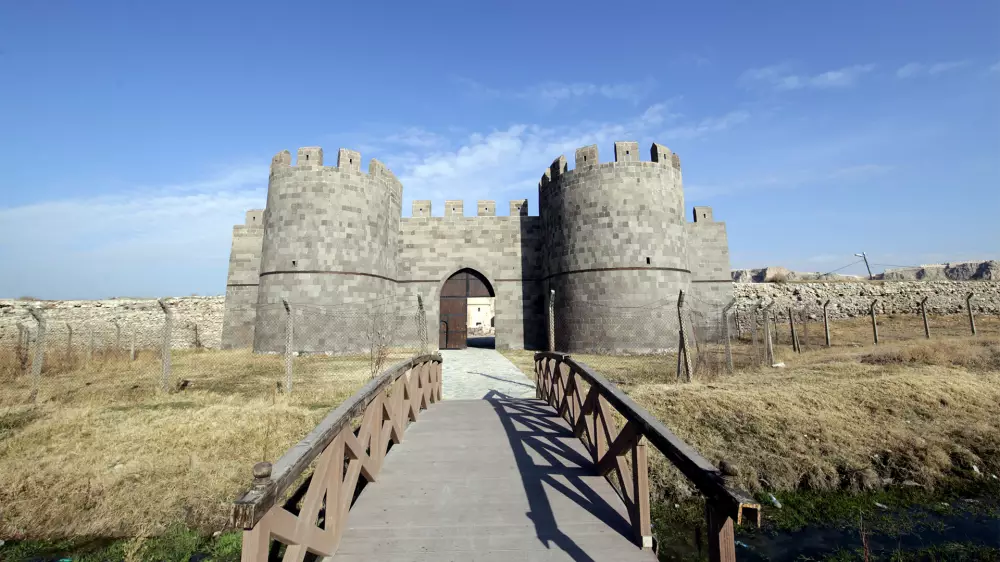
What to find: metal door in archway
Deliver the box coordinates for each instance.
[439,269,494,349]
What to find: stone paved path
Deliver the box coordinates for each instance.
[439,347,536,400]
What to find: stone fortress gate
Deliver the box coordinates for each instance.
[221,142,732,354]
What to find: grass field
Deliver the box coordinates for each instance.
[502,314,1000,497]
[2,312,998,559]
[0,348,418,540]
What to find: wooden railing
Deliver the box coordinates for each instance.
[534,352,761,561]
[231,353,443,561]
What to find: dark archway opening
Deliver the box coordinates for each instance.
[439,268,495,350]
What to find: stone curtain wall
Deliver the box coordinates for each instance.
[733,281,1000,318]
[2,281,996,352]
[0,297,225,350]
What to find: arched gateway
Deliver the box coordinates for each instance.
[439,269,494,349]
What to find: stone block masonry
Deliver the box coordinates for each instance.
[222,141,734,354]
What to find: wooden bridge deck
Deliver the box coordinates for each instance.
[333,394,657,561]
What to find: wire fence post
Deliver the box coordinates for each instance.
[130,327,137,361]
[114,318,122,359]
[750,307,760,366]
[787,307,799,353]
[158,299,172,391]
[800,308,810,352]
[870,298,879,345]
[87,327,94,367]
[65,322,73,365]
[722,299,735,374]
[771,313,779,347]
[28,308,46,403]
[548,289,556,352]
[283,298,293,393]
[763,303,775,366]
[734,307,742,339]
[822,300,831,347]
[417,295,428,354]
[16,322,29,376]
[676,290,694,382]
[920,297,930,339]
[966,292,976,336]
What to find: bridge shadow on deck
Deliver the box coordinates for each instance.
[483,391,637,562]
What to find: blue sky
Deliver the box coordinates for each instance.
[1,0,998,299]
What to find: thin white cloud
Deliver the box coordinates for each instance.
[686,163,892,199]
[455,76,656,106]
[0,167,265,299]
[664,111,750,139]
[989,61,1000,73]
[385,103,743,212]
[740,63,876,91]
[896,60,971,78]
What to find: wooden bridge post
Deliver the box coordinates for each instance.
[822,300,831,347]
[869,299,879,345]
[966,292,976,336]
[632,438,652,548]
[920,297,930,339]
[706,501,737,562]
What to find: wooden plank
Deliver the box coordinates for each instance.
[337,399,657,561]
[595,420,638,477]
[231,354,441,529]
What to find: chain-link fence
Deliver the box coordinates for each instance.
[0,298,429,407]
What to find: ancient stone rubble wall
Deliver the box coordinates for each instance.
[4,281,995,352]
[732,281,1000,319]
[0,297,226,350]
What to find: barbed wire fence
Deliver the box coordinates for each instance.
[0,296,430,407]
[733,291,999,358]
[548,288,999,385]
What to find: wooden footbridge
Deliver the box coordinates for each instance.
[232,353,760,561]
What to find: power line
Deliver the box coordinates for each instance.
[822,259,864,276]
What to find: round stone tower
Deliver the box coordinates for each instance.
[254,147,402,353]
[539,142,690,353]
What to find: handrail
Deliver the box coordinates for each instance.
[534,352,760,560]
[231,353,443,559]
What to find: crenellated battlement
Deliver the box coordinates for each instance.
[538,141,681,188]
[268,146,400,185]
[245,210,264,226]
[402,200,531,218]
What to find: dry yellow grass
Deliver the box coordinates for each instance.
[0,348,416,539]
[502,314,1000,500]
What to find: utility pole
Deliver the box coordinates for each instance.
[855,252,873,280]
